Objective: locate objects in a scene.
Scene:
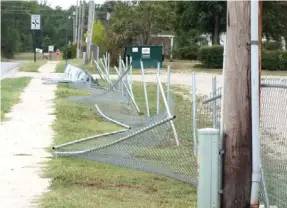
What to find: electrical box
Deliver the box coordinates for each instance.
[197,128,220,208]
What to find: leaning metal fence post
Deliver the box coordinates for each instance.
[212,76,217,128]
[140,60,150,117]
[156,73,179,146]
[156,62,160,114]
[107,52,110,78]
[129,56,133,99]
[192,72,197,157]
[167,65,171,112]
[119,55,123,96]
[125,56,129,98]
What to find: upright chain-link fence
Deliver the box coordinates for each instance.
[259,78,287,208]
[198,77,287,207]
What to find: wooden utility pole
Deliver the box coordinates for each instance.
[76,0,81,58]
[79,0,85,58]
[222,1,252,207]
[75,0,79,44]
[86,0,95,62]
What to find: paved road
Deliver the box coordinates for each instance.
[0,62,22,80]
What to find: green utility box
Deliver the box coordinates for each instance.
[124,45,163,69]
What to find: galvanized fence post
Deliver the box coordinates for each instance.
[197,128,220,208]
[156,62,160,115]
[192,72,197,157]
[212,76,217,128]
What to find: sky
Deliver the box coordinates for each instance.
[46,0,106,10]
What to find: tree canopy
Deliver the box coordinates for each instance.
[1,0,286,59]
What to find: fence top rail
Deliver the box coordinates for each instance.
[202,78,287,104]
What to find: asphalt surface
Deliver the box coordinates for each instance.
[0,62,21,80]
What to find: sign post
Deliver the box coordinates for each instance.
[31,14,41,62]
[56,49,60,61]
[48,45,54,61]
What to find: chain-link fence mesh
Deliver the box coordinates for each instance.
[200,77,287,207]
[259,78,287,207]
[53,77,199,185]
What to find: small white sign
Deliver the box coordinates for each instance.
[142,47,150,54]
[31,14,41,30]
[132,47,138,52]
[48,45,54,52]
[35,48,43,53]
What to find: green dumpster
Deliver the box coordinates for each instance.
[124,45,163,69]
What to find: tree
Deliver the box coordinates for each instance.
[175,1,226,45]
[108,1,175,46]
[92,20,107,50]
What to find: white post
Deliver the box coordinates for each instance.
[212,76,217,128]
[156,62,160,114]
[129,56,133,98]
[107,52,110,78]
[197,128,220,208]
[156,73,179,146]
[192,72,197,157]
[119,55,124,96]
[125,56,129,98]
[167,65,171,111]
[140,61,150,117]
[250,0,261,206]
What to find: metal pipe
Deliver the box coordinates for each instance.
[140,61,150,117]
[167,65,171,112]
[192,72,197,156]
[100,58,113,87]
[212,76,217,128]
[156,62,160,114]
[114,66,141,113]
[52,129,129,149]
[53,116,175,156]
[94,104,131,129]
[250,0,262,206]
[129,56,133,98]
[156,73,179,146]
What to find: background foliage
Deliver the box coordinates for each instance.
[2,0,287,70]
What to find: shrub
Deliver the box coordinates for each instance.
[173,45,199,60]
[61,44,77,59]
[262,50,287,71]
[198,45,223,68]
[197,45,287,70]
[263,41,282,51]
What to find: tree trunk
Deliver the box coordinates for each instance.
[213,14,220,45]
[222,1,252,208]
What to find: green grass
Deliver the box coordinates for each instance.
[1,77,31,120]
[40,83,197,208]
[18,60,47,72]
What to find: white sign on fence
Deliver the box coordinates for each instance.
[31,14,41,30]
[142,47,150,54]
[35,48,43,53]
[48,45,54,52]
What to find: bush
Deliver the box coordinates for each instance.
[263,41,282,51]
[197,45,287,70]
[173,45,199,60]
[198,45,223,68]
[262,50,287,70]
[61,44,77,59]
